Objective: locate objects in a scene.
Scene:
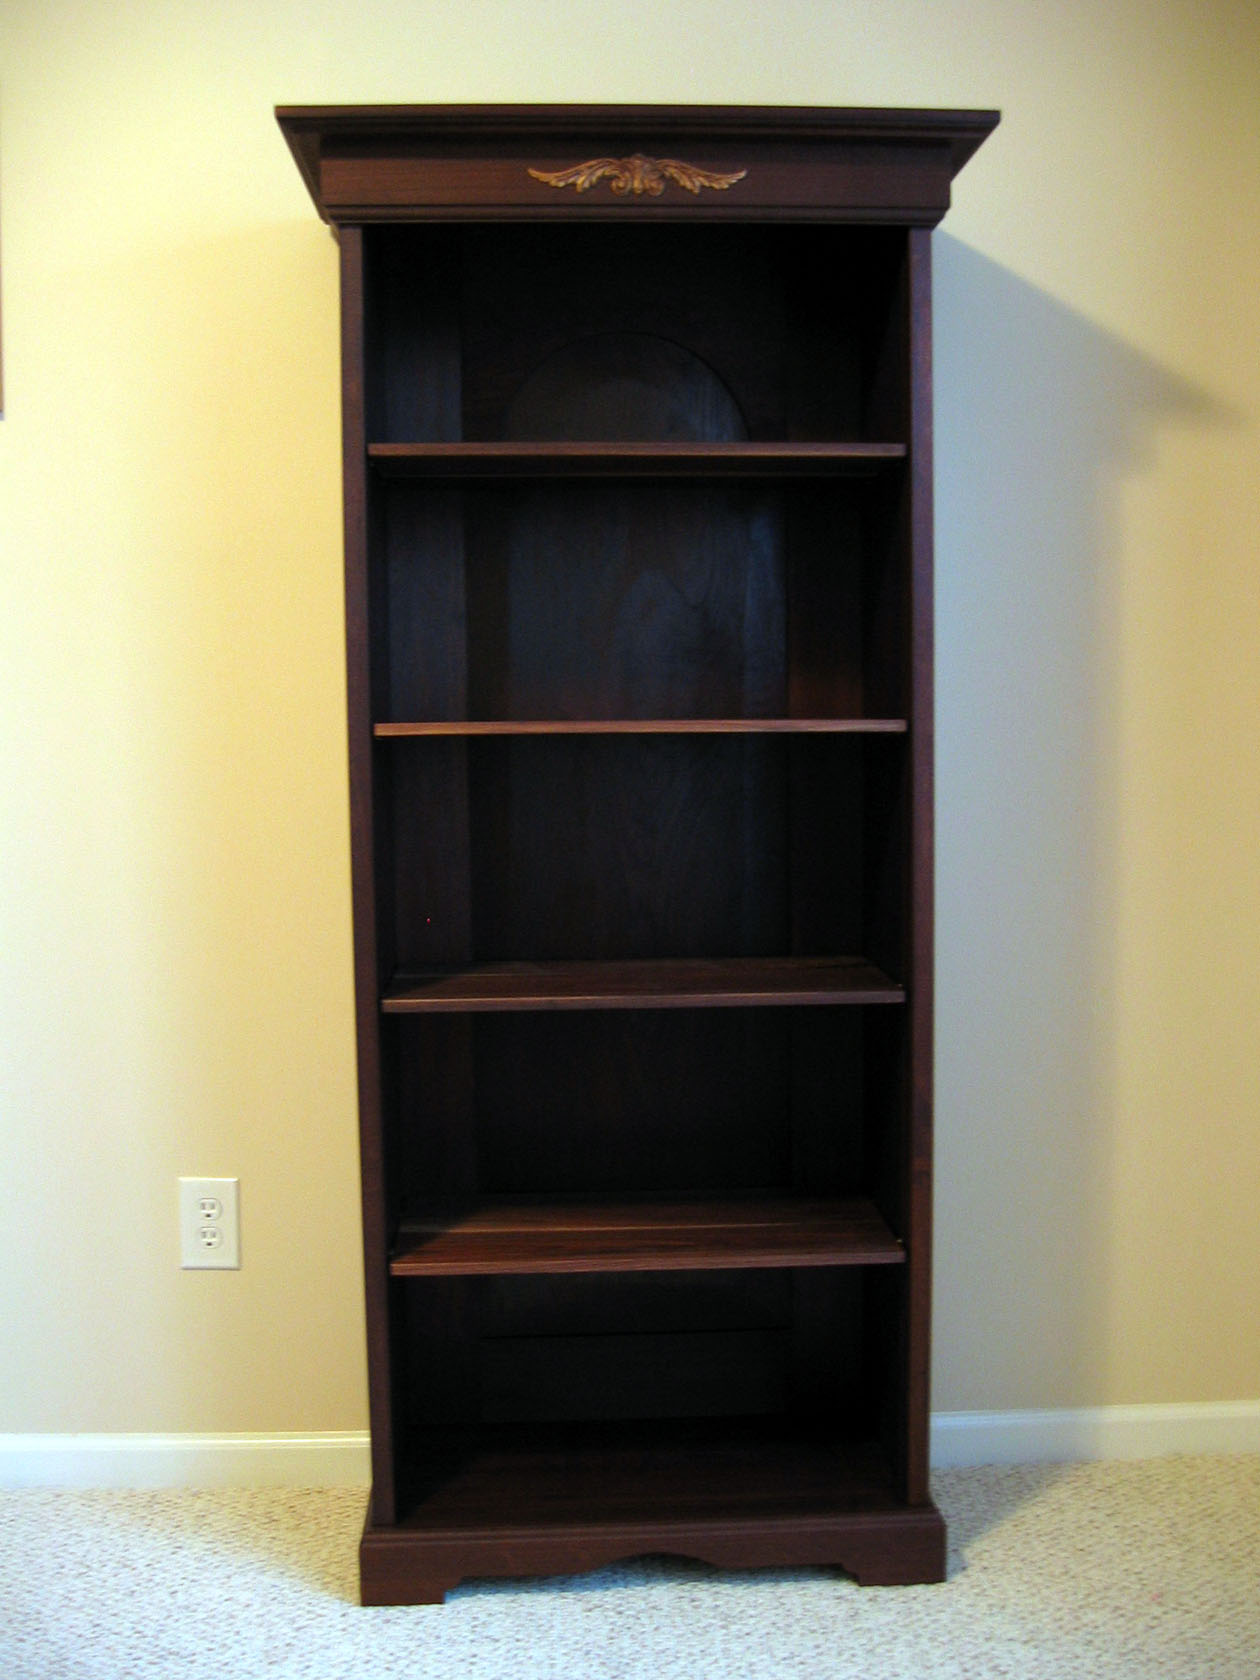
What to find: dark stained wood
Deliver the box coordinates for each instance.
[339,226,398,1526]
[392,1197,905,1275]
[377,486,895,727]
[786,490,865,716]
[460,481,788,719]
[359,1423,945,1601]
[903,226,936,1504]
[288,101,997,1605]
[387,738,471,969]
[323,144,945,221]
[361,1503,945,1603]
[393,1423,902,1524]
[480,1330,791,1423]
[478,1268,795,1338]
[477,1325,823,1416]
[455,1008,806,1198]
[395,1008,869,1203]
[277,104,998,229]
[382,486,467,720]
[369,441,906,476]
[375,718,907,735]
[453,223,890,445]
[465,735,788,962]
[366,223,917,448]
[382,956,904,1012]
[378,478,895,718]
[787,735,865,957]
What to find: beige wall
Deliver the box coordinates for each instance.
[1,0,1257,1436]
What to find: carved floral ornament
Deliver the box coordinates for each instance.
[528,154,748,198]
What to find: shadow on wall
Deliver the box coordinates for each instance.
[930,234,1235,1418]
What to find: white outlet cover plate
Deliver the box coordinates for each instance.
[178,1177,240,1269]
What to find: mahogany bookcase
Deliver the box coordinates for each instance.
[278,103,998,1605]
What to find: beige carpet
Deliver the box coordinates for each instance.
[2,1456,1258,1678]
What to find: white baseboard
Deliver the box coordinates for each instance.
[931,1401,1260,1467]
[0,1431,371,1489]
[1,1406,1256,1488]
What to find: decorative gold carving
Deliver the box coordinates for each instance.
[528,154,748,198]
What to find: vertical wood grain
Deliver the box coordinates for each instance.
[903,226,935,1505]
[341,225,398,1525]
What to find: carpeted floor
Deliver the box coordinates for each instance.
[2,1456,1258,1678]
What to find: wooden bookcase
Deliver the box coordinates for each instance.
[278,104,998,1605]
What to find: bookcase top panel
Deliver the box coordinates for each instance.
[277,104,999,227]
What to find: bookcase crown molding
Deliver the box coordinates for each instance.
[278,104,999,225]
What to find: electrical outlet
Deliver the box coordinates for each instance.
[179,1177,240,1269]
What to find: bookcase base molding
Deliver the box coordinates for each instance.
[361,1505,947,1606]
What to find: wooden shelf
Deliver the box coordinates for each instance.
[368,441,907,478]
[394,1423,897,1527]
[392,1197,905,1276]
[375,718,908,737]
[382,956,905,1013]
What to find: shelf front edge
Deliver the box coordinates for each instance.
[391,1197,906,1275]
[373,719,909,737]
[381,958,906,1012]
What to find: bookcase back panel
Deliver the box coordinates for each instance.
[370,224,910,445]
[383,736,906,968]
[389,1007,901,1205]
[465,482,786,720]
[479,1328,791,1422]
[503,332,749,445]
[468,735,791,960]
[393,1267,879,1433]
[380,481,897,722]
